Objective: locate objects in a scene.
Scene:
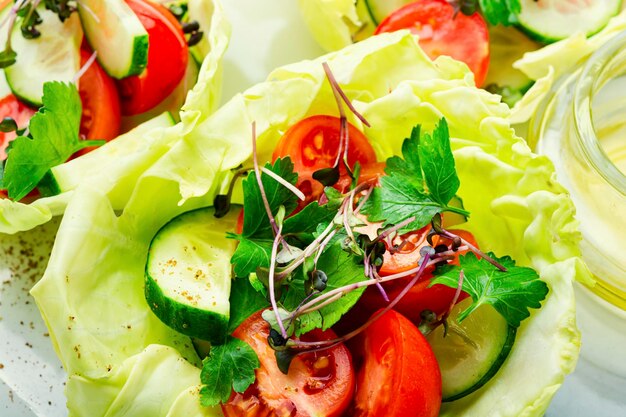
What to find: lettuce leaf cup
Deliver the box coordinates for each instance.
[0,0,231,235]
[31,31,588,416]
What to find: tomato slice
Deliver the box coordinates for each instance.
[348,309,441,417]
[0,95,36,161]
[223,310,355,417]
[335,229,476,333]
[118,0,189,115]
[74,48,122,157]
[375,0,490,86]
[273,115,378,205]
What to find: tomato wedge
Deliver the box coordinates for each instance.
[375,0,490,86]
[335,229,476,333]
[118,0,189,115]
[0,94,36,160]
[74,49,122,157]
[223,310,355,417]
[348,309,441,417]
[273,115,378,205]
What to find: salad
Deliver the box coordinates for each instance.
[297,0,622,106]
[0,0,230,234]
[29,32,587,416]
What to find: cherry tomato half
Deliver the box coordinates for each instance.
[348,309,441,417]
[118,0,189,115]
[273,115,378,205]
[74,48,122,157]
[223,310,355,417]
[335,229,476,333]
[375,0,490,86]
[0,94,36,160]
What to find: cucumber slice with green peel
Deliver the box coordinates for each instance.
[427,298,517,402]
[4,9,82,107]
[78,0,149,79]
[0,5,10,98]
[516,0,622,43]
[484,25,540,107]
[145,207,239,343]
[363,0,412,25]
[37,112,176,197]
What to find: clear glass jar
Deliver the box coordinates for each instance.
[528,30,626,376]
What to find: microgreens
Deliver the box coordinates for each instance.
[0,0,78,69]
[200,64,549,407]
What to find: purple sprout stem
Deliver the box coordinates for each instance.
[251,122,279,236]
[354,184,374,214]
[296,255,439,317]
[269,223,287,338]
[322,62,370,128]
[440,228,506,271]
[374,216,417,244]
[291,252,434,350]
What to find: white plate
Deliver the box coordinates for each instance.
[1,0,625,416]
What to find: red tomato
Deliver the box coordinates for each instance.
[335,229,476,333]
[118,0,189,115]
[74,48,122,157]
[348,309,441,417]
[375,0,490,86]
[273,115,378,205]
[223,310,355,417]
[379,225,432,276]
[0,95,36,160]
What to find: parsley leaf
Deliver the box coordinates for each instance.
[1,82,103,201]
[228,277,270,333]
[241,157,298,238]
[431,252,549,327]
[230,159,336,277]
[283,242,366,335]
[419,119,459,207]
[361,119,468,233]
[200,336,259,406]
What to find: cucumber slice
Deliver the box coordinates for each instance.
[363,0,412,25]
[78,0,149,79]
[516,0,622,43]
[145,207,239,343]
[37,112,176,197]
[0,5,10,98]
[484,25,540,107]
[427,298,517,401]
[4,9,82,107]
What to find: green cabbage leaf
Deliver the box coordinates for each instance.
[32,31,588,417]
[0,0,230,235]
[511,10,626,123]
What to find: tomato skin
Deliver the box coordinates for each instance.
[375,0,490,86]
[273,115,378,205]
[0,95,36,160]
[335,229,476,333]
[118,0,189,115]
[223,310,355,417]
[349,309,441,417]
[74,49,122,157]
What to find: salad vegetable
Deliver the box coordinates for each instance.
[297,0,621,100]
[0,0,231,234]
[30,32,587,417]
